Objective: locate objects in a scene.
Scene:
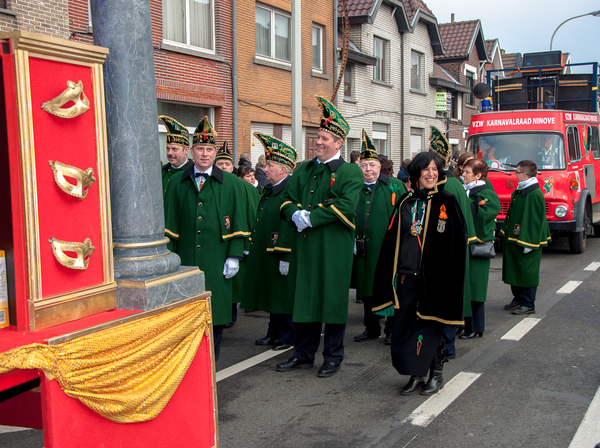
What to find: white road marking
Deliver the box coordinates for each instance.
[216,346,293,382]
[0,426,31,434]
[404,372,481,427]
[569,384,600,448]
[557,280,582,294]
[501,317,541,341]
[583,261,600,271]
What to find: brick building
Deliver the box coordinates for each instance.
[0,1,69,38]
[237,0,335,164]
[434,17,489,151]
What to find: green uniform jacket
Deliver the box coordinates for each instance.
[444,174,476,317]
[279,157,363,324]
[468,185,501,303]
[164,164,251,326]
[500,182,551,287]
[354,175,407,300]
[240,176,296,314]
[162,160,193,199]
[233,180,261,303]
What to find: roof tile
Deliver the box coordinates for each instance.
[435,20,479,59]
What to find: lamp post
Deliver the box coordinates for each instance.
[550,10,600,50]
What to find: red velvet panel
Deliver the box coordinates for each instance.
[27,57,105,298]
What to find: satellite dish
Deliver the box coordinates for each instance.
[473,83,491,99]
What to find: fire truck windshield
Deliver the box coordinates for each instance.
[466,133,566,171]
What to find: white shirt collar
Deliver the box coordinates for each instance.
[318,151,341,164]
[518,176,539,190]
[194,165,213,177]
[272,176,286,187]
[172,159,188,170]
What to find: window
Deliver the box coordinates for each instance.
[587,125,600,159]
[451,92,458,119]
[312,25,323,71]
[465,73,474,105]
[373,37,387,82]
[163,0,214,52]
[255,5,291,62]
[373,123,388,156]
[344,64,353,99]
[411,51,422,91]
[410,128,423,158]
[567,126,581,162]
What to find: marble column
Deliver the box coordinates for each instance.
[90,0,204,309]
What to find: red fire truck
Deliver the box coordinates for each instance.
[467,52,600,253]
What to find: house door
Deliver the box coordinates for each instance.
[306,128,319,160]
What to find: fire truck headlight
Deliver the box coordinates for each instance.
[555,205,568,218]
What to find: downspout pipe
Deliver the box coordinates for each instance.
[232,0,238,163]
[400,32,405,160]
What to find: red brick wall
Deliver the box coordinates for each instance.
[236,0,335,154]
[68,0,234,147]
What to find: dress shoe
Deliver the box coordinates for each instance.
[421,370,443,395]
[255,336,273,346]
[272,342,292,351]
[354,329,381,342]
[356,298,364,303]
[276,357,313,372]
[504,299,521,310]
[384,334,392,345]
[400,376,425,395]
[317,361,340,378]
[512,306,535,315]
[224,321,235,328]
[459,332,483,339]
[455,326,465,336]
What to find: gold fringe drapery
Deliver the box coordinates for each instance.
[0,300,212,423]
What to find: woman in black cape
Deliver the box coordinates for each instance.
[372,151,467,396]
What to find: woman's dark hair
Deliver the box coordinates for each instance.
[452,151,475,178]
[463,158,489,180]
[350,150,361,163]
[237,164,254,179]
[408,152,446,189]
[379,157,394,177]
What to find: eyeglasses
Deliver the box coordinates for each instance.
[515,171,527,176]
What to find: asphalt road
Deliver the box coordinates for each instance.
[2,235,600,448]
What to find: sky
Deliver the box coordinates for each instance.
[423,0,600,73]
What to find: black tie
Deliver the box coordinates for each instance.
[365,183,375,190]
[195,172,209,179]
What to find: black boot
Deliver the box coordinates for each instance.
[421,342,445,396]
[400,376,426,395]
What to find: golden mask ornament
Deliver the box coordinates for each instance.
[41,80,90,119]
[49,160,96,199]
[49,237,95,270]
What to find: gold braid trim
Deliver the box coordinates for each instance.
[165,228,179,239]
[0,300,211,424]
[506,237,549,248]
[416,311,464,326]
[222,231,251,240]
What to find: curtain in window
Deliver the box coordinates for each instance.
[312,27,321,69]
[411,52,421,90]
[190,0,213,50]
[374,39,383,81]
[163,0,186,44]
[255,7,271,57]
[275,14,290,61]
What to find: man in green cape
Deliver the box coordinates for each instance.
[353,129,407,345]
[163,116,251,360]
[501,159,550,314]
[276,96,363,378]
[240,133,299,349]
[158,115,193,199]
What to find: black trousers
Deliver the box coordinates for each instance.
[363,297,393,335]
[266,313,296,344]
[511,285,537,309]
[464,302,485,333]
[292,322,345,365]
[213,325,224,361]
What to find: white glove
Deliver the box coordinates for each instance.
[223,258,240,279]
[243,251,249,256]
[354,239,357,255]
[292,210,312,232]
[279,261,289,276]
[523,248,532,254]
